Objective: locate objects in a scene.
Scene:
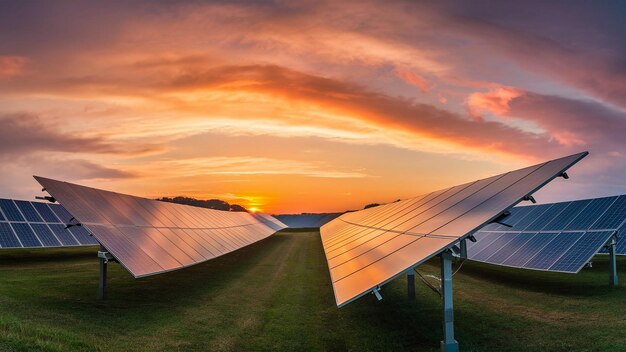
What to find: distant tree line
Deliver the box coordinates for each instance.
[157,196,247,212]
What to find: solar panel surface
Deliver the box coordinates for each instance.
[0,198,99,248]
[320,152,587,307]
[469,194,626,273]
[34,177,287,278]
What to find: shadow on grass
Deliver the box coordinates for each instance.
[0,246,98,265]
[454,257,623,297]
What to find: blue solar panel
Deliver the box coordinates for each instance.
[0,199,97,250]
[0,199,25,222]
[10,223,42,247]
[14,200,44,222]
[525,232,584,270]
[470,194,626,273]
[471,233,518,262]
[483,233,535,264]
[466,232,505,256]
[30,224,62,247]
[69,226,98,245]
[541,199,590,231]
[487,206,534,231]
[0,222,21,248]
[550,231,613,272]
[49,203,74,223]
[48,224,79,246]
[514,205,552,231]
[500,232,554,267]
[590,196,626,230]
[524,203,569,231]
[31,202,60,223]
[565,197,617,231]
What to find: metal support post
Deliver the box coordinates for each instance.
[407,268,415,300]
[609,235,619,287]
[440,250,459,352]
[97,245,109,300]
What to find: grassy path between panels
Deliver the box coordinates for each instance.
[0,229,625,351]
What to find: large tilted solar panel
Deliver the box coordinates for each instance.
[320,152,587,307]
[34,176,284,278]
[468,194,626,272]
[0,198,99,249]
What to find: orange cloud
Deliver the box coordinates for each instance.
[466,87,523,120]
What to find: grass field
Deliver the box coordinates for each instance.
[0,229,625,351]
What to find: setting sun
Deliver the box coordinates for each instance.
[249,207,260,213]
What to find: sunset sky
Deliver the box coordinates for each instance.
[1,1,625,213]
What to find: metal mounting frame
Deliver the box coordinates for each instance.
[606,231,619,287]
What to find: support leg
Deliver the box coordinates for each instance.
[440,250,459,352]
[407,268,415,300]
[98,246,108,300]
[609,239,618,287]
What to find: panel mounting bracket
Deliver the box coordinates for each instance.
[35,195,56,203]
[97,250,116,264]
[371,286,383,301]
[522,195,537,204]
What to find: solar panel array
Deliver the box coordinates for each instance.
[35,176,287,278]
[320,152,587,307]
[275,213,343,228]
[468,194,626,273]
[0,198,98,248]
[251,213,288,231]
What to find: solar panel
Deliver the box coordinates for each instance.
[320,152,587,307]
[0,199,98,249]
[251,213,288,231]
[470,194,626,273]
[0,199,25,221]
[274,213,343,228]
[34,176,288,278]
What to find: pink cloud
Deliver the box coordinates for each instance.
[393,68,429,92]
[0,56,27,78]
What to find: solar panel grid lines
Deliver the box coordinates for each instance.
[524,203,570,231]
[469,194,626,273]
[324,186,455,243]
[321,151,588,307]
[550,231,614,272]
[540,200,590,231]
[0,199,25,221]
[524,232,586,270]
[0,199,99,249]
[326,179,492,252]
[590,196,626,231]
[0,222,21,247]
[324,188,462,256]
[565,197,618,231]
[34,176,286,278]
[14,200,44,222]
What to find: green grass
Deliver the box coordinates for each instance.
[0,230,625,351]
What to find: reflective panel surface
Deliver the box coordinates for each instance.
[35,177,287,277]
[320,152,588,307]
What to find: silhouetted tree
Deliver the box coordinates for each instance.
[364,203,380,209]
[157,196,248,212]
